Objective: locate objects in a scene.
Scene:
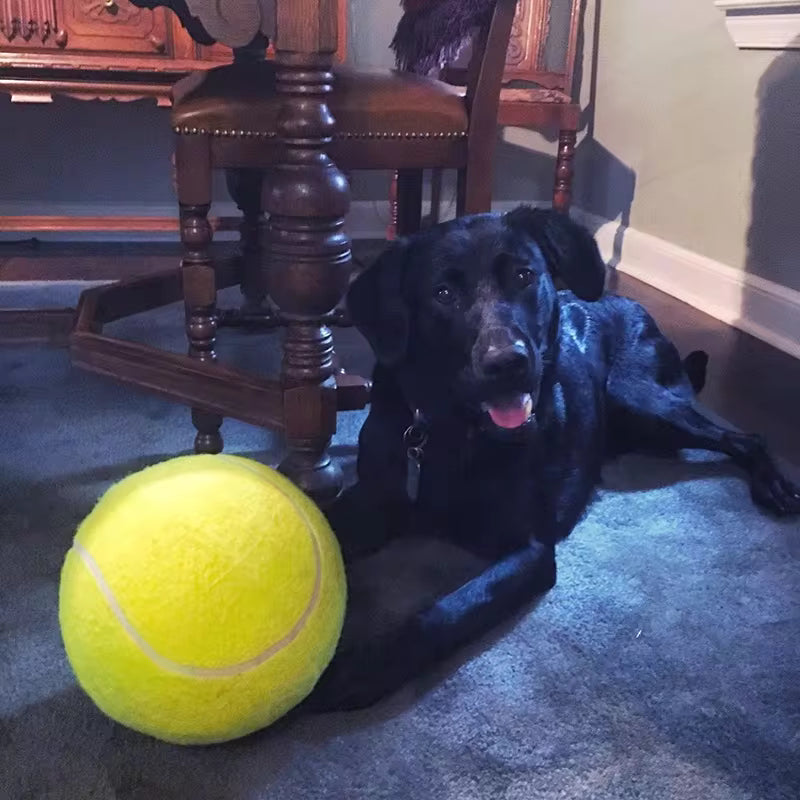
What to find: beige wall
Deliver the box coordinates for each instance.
[582,0,800,292]
[347,0,400,69]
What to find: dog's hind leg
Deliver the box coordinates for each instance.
[609,380,800,516]
[304,540,556,711]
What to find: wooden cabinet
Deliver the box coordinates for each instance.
[0,0,574,106]
[0,0,578,236]
[0,0,346,104]
[58,0,171,56]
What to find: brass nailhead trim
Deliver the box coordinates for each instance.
[173,126,466,140]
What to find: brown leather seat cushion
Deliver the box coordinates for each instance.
[171,61,468,138]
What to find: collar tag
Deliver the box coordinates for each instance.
[406,449,423,503]
[403,410,428,503]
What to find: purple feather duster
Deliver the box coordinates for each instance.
[390,0,500,74]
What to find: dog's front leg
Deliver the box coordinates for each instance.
[305,539,556,712]
[325,482,409,563]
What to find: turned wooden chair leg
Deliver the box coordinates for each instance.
[396,169,424,236]
[176,134,223,455]
[553,128,577,214]
[225,168,267,310]
[263,44,352,507]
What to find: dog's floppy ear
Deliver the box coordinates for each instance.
[505,206,606,301]
[346,239,411,365]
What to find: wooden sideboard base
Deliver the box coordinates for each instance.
[1,74,177,105]
[0,309,75,345]
[0,216,240,234]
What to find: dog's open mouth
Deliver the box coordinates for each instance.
[482,393,534,430]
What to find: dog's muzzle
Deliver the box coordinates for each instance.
[473,330,536,430]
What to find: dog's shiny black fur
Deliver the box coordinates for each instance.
[308,207,800,711]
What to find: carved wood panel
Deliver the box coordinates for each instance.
[449,1,579,94]
[503,0,580,94]
[0,0,67,47]
[506,0,545,70]
[61,0,170,55]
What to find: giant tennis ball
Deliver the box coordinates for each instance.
[58,454,346,745]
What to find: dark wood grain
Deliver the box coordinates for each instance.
[458,0,519,214]
[70,329,287,431]
[175,133,225,454]
[261,0,351,504]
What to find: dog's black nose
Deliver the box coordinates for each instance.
[480,340,529,377]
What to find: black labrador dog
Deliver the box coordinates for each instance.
[308,206,800,711]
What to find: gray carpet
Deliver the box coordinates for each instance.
[1,285,799,800]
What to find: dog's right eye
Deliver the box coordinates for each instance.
[515,268,536,288]
[434,285,455,305]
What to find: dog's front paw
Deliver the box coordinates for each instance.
[750,459,800,516]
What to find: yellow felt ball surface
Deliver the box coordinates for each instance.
[58,454,346,745]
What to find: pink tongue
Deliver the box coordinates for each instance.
[487,395,532,429]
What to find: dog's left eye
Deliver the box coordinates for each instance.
[434,285,456,305]
[515,268,536,288]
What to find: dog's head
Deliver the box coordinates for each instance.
[348,206,606,430]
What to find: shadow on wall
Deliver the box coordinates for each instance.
[574,140,636,270]
[745,37,800,295]
[493,0,595,203]
[708,37,800,430]
[570,0,636,270]
[492,0,636,246]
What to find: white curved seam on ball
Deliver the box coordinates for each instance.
[71,463,323,678]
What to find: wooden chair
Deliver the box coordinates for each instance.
[171,0,518,292]
[71,0,519,506]
[401,0,582,232]
[169,6,517,426]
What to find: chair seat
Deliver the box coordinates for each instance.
[500,87,572,104]
[172,61,469,141]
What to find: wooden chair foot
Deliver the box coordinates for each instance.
[280,441,343,509]
[192,409,223,454]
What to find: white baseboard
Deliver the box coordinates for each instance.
[575,209,800,360]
